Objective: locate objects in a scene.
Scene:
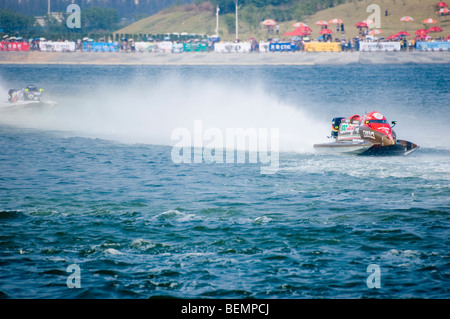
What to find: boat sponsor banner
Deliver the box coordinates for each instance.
[151,41,173,53]
[131,41,172,53]
[214,42,251,53]
[259,42,270,52]
[82,42,119,52]
[135,42,152,52]
[415,41,450,51]
[39,41,76,52]
[183,43,208,52]
[172,43,184,53]
[269,42,296,52]
[304,42,341,52]
[134,42,178,53]
[0,41,29,51]
[359,42,401,52]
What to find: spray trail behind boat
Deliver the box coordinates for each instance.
[0,75,329,154]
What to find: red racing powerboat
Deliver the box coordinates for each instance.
[313,111,419,155]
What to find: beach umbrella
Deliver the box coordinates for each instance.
[262,19,277,35]
[355,22,368,28]
[423,18,437,24]
[262,19,277,26]
[446,34,450,40]
[400,16,414,22]
[369,29,382,35]
[363,19,375,26]
[428,26,443,32]
[438,8,450,13]
[315,20,329,26]
[296,26,312,32]
[400,17,414,32]
[284,28,311,36]
[415,29,429,35]
[436,2,448,7]
[319,29,333,34]
[396,31,410,37]
[329,18,343,24]
[415,34,427,40]
[387,34,397,40]
[292,22,308,28]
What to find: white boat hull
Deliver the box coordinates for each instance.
[313,141,374,154]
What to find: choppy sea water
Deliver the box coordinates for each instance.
[0,63,449,299]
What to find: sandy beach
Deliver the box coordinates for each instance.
[1,50,450,65]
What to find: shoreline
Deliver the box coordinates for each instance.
[1,51,450,65]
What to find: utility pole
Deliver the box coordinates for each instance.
[235,0,238,41]
[215,6,220,37]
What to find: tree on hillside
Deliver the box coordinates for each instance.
[82,6,120,32]
[0,9,35,34]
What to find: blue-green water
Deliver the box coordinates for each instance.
[0,64,449,299]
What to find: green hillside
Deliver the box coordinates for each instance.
[115,0,450,41]
[299,0,450,40]
[115,5,219,37]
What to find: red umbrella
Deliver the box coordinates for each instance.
[415,29,429,35]
[319,29,333,34]
[400,16,414,22]
[446,34,450,40]
[315,21,329,26]
[329,18,343,24]
[369,29,383,35]
[387,34,398,40]
[423,18,437,24]
[284,28,311,36]
[428,26,443,32]
[292,22,308,28]
[355,22,368,28]
[436,2,448,7]
[396,31,410,36]
[297,26,312,32]
[262,19,277,26]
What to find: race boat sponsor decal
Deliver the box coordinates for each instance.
[340,123,358,133]
[340,123,349,132]
[373,113,383,120]
[363,130,375,139]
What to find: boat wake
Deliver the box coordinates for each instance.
[0,76,329,153]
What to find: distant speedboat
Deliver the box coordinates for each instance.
[313,111,419,156]
[6,85,56,109]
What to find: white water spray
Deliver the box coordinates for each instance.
[0,75,329,153]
